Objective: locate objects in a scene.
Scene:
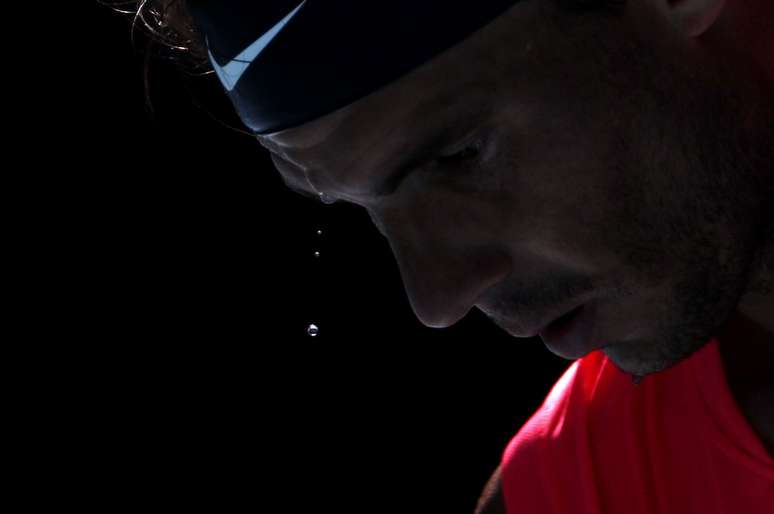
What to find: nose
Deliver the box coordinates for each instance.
[368,208,512,329]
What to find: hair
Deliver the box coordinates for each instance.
[105,0,628,69]
[101,0,207,67]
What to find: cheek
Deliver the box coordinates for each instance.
[491,132,652,275]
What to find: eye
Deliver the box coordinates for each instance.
[435,141,481,166]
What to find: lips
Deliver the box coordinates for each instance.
[546,306,582,331]
[538,303,598,359]
[533,305,582,335]
[477,292,593,339]
[483,306,578,338]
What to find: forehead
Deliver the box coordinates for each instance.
[252,3,513,199]
[257,62,494,198]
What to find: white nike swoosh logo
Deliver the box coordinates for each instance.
[208,0,307,92]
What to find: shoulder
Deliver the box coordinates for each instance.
[474,464,507,514]
[478,355,608,514]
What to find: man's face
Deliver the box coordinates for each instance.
[256,0,773,376]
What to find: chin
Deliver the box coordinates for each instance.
[601,340,695,378]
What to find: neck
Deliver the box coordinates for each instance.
[718,279,774,390]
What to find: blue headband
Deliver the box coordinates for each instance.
[188,0,520,135]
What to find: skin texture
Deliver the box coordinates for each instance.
[250,0,773,510]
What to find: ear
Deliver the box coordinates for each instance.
[658,0,726,38]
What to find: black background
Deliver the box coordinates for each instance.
[52,3,572,511]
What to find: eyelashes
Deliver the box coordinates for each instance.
[434,141,482,167]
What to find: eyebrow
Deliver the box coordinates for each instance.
[278,162,323,200]
[285,180,321,200]
[263,99,487,200]
[256,136,284,155]
[266,129,456,201]
[373,121,472,197]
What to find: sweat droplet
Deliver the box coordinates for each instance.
[307,324,319,337]
[319,192,337,205]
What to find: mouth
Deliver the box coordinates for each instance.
[483,305,578,339]
[538,303,598,359]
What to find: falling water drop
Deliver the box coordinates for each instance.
[307,324,319,337]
